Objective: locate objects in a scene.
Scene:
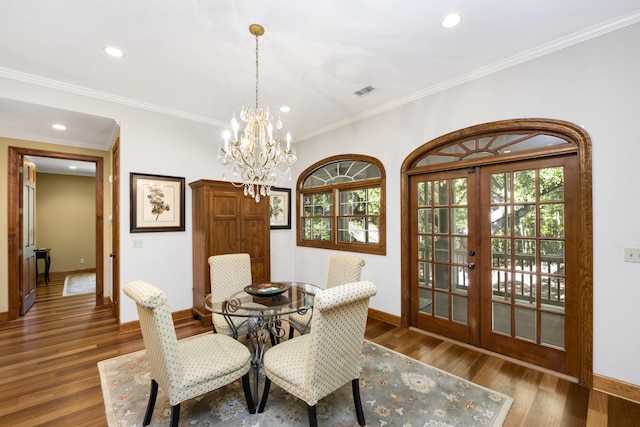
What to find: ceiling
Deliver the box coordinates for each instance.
[1,0,639,155]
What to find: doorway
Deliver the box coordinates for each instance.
[401,119,593,386]
[7,146,106,320]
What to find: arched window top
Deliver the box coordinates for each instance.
[416,132,572,167]
[404,119,586,174]
[303,158,382,188]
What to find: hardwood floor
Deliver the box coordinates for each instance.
[1,273,639,426]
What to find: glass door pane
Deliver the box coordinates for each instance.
[484,163,568,352]
[412,171,476,342]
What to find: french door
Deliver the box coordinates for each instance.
[410,155,579,377]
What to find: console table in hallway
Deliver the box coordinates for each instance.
[35,248,51,285]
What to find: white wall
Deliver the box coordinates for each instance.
[0,77,233,323]
[0,22,638,388]
[292,23,640,387]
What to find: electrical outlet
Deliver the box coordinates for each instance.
[624,248,640,263]
[132,239,143,249]
[80,258,84,264]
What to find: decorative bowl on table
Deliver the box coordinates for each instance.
[244,282,290,297]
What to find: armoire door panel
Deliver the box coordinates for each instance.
[190,179,271,326]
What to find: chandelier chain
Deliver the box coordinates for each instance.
[255,32,259,109]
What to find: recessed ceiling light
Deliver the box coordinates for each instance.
[68,166,78,170]
[280,106,290,113]
[442,13,461,28]
[104,46,124,58]
[52,124,66,130]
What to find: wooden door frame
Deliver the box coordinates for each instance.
[400,118,593,386]
[7,146,105,320]
[110,138,120,323]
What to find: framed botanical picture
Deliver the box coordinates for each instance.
[270,187,291,229]
[130,173,185,232]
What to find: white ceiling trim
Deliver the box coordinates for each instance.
[1,128,109,151]
[0,66,227,128]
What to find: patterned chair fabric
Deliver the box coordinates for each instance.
[288,253,366,337]
[259,280,377,427]
[208,253,253,336]
[124,280,255,427]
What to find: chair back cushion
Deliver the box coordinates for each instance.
[326,254,366,288]
[306,280,376,401]
[208,253,252,300]
[124,280,183,396]
[208,253,253,335]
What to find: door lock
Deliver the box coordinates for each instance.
[467,262,476,270]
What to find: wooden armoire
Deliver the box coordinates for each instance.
[190,179,271,326]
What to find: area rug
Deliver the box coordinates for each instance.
[98,338,512,426]
[62,272,96,296]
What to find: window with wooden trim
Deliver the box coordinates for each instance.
[296,155,386,255]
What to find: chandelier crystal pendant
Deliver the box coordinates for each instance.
[217,23,297,202]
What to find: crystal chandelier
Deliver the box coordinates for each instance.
[218,24,297,202]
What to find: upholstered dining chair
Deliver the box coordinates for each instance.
[208,253,253,337]
[258,280,377,427]
[288,253,366,338]
[124,280,255,427]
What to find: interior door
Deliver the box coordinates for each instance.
[20,157,37,314]
[410,168,479,345]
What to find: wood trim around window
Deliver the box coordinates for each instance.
[296,154,386,255]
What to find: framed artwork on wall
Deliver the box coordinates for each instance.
[270,187,291,229]
[130,172,185,232]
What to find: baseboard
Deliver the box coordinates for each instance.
[594,374,640,404]
[368,307,401,326]
[0,312,8,323]
[119,309,195,333]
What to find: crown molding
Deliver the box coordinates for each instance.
[0,67,228,128]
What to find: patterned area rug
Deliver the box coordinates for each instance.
[98,338,512,426]
[62,273,96,296]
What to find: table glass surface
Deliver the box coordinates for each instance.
[204,281,322,318]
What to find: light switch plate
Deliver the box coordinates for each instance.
[624,248,640,263]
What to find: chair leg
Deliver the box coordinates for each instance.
[307,404,318,427]
[288,325,295,339]
[352,378,366,426]
[242,373,256,414]
[169,403,180,427]
[257,376,271,413]
[143,379,158,426]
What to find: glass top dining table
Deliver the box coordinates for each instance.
[203,281,322,404]
[204,281,322,319]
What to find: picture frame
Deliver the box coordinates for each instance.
[269,187,291,229]
[130,172,185,233]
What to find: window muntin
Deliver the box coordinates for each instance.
[303,159,381,188]
[416,134,570,167]
[297,156,385,255]
[301,192,333,241]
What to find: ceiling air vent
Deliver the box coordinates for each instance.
[354,85,376,97]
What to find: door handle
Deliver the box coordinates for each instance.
[109,253,117,258]
[467,262,475,270]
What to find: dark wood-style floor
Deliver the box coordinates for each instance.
[1,273,639,426]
